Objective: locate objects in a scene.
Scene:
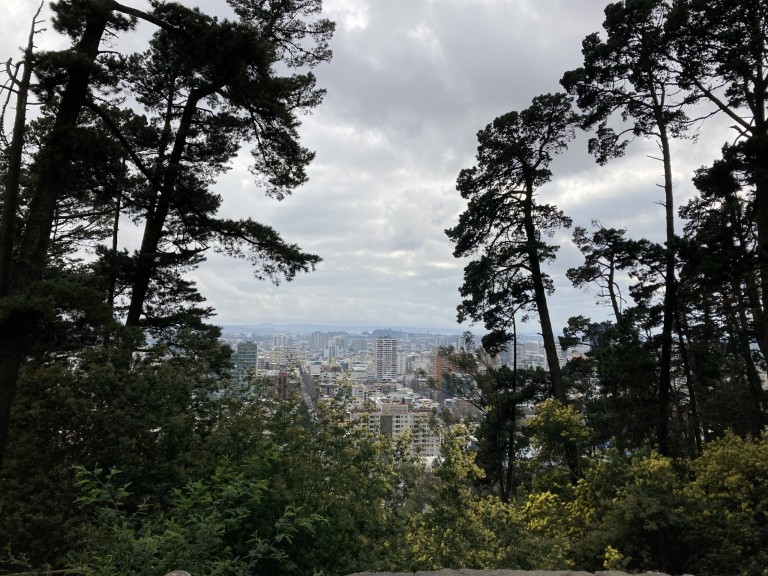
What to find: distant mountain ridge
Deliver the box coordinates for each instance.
[219,322,469,335]
[218,323,546,342]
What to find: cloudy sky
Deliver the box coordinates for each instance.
[2,0,735,333]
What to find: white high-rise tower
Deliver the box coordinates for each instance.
[374,337,397,381]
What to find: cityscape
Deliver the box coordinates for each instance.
[221,326,585,460]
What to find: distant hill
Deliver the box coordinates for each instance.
[219,322,469,335]
[218,323,545,342]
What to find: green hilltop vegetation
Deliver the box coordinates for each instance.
[1,0,768,575]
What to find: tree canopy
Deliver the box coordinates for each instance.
[0,0,334,468]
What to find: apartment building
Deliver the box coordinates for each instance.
[374,337,397,380]
[352,401,440,460]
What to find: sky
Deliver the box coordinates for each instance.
[1,0,736,333]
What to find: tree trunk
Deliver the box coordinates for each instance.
[673,308,703,456]
[746,2,768,365]
[732,281,767,436]
[656,118,677,456]
[521,177,578,482]
[522,180,565,403]
[753,169,768,358]
[607,260,623,325]
[0,7,110,470]
[0,4,41,297]
[501,319,519,502]
[125,90,204,327]
[107,159,124,309]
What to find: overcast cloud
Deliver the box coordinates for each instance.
[1,0,736,333]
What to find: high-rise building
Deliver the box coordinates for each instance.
[332,335,346,351]
[374,337,397,381]
[234,341,258,383]
[273,334,287,348]
[433,351,446,391]
[397,351,410,375]
[311,331,327,351]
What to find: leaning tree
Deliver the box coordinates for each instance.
[446,92,576,404]
[0,0,334,469]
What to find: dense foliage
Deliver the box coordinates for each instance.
[4,382,767,576]
[2,0,768,575]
